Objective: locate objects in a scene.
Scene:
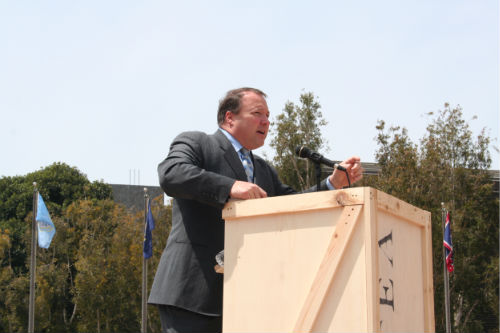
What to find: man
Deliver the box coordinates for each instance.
[148,87,363,333]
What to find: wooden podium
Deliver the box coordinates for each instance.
[221,187,435,332]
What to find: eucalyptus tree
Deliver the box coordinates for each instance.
[269,91,328,191]
[365,104,498,332]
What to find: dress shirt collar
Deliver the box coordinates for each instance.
[218,128,245,153]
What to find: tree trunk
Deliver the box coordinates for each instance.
[454,293,463,331]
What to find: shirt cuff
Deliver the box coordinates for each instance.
[326,177,335,190]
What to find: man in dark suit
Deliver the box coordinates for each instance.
[148,87,363,333]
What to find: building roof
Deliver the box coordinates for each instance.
[110,184,164,211]
[323,163,499,195]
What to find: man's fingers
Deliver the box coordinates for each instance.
[230,181,267,200]
[335,156,363,187]
[350,161,363,181]
[248,185,267,199]
[257,187,268,198]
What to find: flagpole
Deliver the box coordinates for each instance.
[441,203,451,333]
[141,188,149,333]
[28,183,38,333]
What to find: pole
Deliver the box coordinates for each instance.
[141,188,148,333]
[442,203,451,333]
[314,162,321,192]
[28,183,38,333]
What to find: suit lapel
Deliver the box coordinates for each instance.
[213,130,248,181]
[252,155,270,189]
[253,153,262,187]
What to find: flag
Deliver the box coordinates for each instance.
[36,193,56,248]
[443,212,454,273]
[143,200,155,259]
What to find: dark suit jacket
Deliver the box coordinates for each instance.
[148,130,330,315]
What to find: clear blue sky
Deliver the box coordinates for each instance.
[1,1,498,186]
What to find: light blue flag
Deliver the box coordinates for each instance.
[36,193,56,248]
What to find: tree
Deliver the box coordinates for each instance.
[0,163,174,332]
[70,199,140,332]
[0,163,112,332]
[146,196,172,333]
[363,104,498,332]
[0,163,112,275]
[72,195,171,333]
[268,91,328,191]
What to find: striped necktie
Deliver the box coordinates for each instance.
[239,148,254,183]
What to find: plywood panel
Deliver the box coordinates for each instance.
[223,208,344,332]
[314,214,368,332]
[377,211,425,332]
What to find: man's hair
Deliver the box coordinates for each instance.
[217,87,267,125]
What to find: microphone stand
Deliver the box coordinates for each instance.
[314,162,321,192]
[313,162,351,191]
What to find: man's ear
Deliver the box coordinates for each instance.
[225,111,234,127]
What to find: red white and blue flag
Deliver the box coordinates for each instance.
[443,212,454,273]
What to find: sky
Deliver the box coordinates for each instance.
[1,0,498,187]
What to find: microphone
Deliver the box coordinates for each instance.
[295,146,347,171]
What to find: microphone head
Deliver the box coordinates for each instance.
[295,146,312,158]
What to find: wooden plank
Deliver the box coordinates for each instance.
[293,204,363,332]
[422,214,436,332]
[313,218,368,331]
[223,188,365,220]
[375,190,429,227]
[363,187,380,332]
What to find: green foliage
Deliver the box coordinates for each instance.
[0,163,174,332]
[0,163,112,275]
[71,199,139,332]
[364,104,498,332]
[269,91,328,191]
[146,196,172,333]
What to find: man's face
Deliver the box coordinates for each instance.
[224,92,270,150]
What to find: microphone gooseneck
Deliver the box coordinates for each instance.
[295,145,351,188]
[295,146,346,171]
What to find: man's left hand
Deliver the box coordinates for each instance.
[329,156,363,189]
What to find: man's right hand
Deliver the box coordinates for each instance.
[230,180,268,200]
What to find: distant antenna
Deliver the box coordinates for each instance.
[129,169,142,185]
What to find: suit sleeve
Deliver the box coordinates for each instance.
[254,156,332,197]
[158,132,235,208]
[270,165,330,195]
